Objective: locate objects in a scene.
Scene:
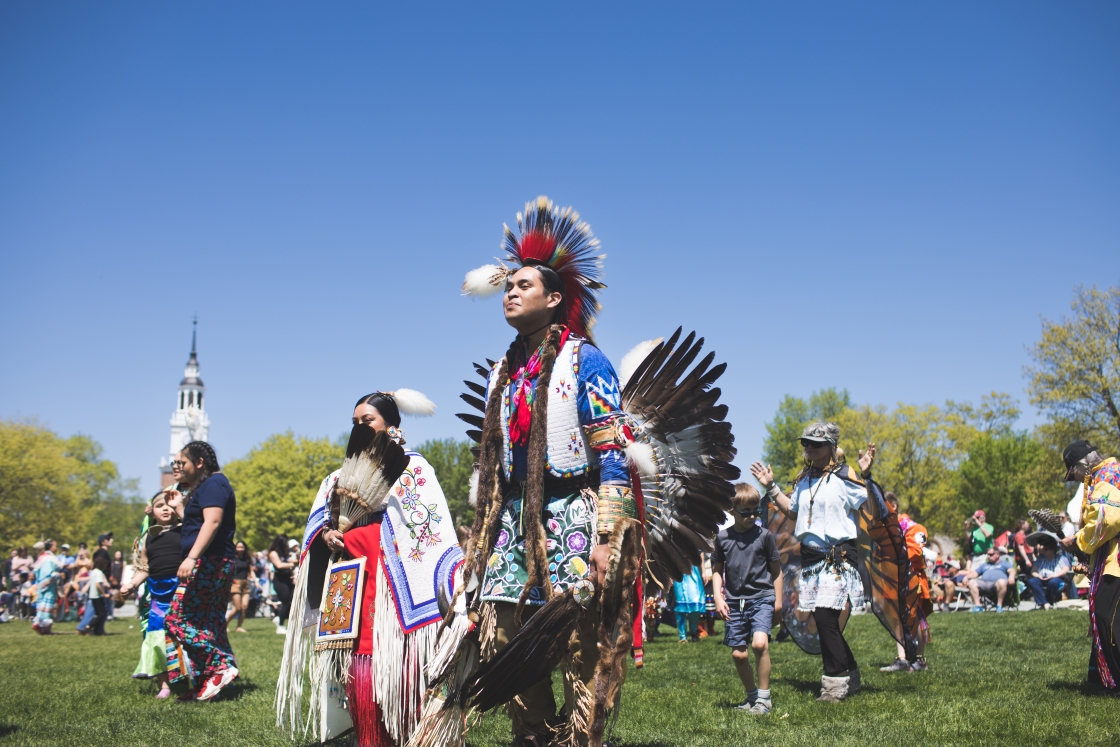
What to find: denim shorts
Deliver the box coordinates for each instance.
[723,595,775,648]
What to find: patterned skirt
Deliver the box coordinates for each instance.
[165,556,236,682]
[134,576,177,677]
[480,488,595,605]
[798,558,865,612]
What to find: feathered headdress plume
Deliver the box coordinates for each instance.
[461,196,606,341]
[335,425,410,532]
[385,388,437,417]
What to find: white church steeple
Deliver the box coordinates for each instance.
[160,319,211,488]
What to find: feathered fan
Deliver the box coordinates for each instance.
[335,424,410,532]
[621,327,740,587]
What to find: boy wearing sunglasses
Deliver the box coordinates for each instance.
[712,483,783,714]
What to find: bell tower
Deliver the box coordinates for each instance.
[160,318,211,488]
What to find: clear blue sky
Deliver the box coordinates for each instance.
[2,2,1117,497]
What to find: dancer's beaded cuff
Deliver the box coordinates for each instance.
[596,484,636,536]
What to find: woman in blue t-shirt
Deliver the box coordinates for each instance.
[165,440,239,702]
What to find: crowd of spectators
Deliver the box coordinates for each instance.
[1,531,301,630]
[925,508,1082,613]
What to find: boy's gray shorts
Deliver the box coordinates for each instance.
[723,595,775,648]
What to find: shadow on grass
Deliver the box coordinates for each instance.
[1046,680,1116,697]
[218,680,260,700]
[0,723,19,737]
[780,678,882,695]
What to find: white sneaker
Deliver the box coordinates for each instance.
[276,625,287,635]
[196,667,239,701]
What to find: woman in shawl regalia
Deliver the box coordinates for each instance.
[276,390,463,747]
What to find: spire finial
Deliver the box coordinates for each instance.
[191,315,197,355]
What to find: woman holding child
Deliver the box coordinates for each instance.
[750,422,882,703]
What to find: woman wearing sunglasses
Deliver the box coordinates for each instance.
[750,422,881,703]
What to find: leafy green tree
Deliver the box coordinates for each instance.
[66,434,145,548]
[761,388,851,484]
[1026,284,1120,454]
[224,433,344,551]
[415,438,475,528]
[0,421,142,551]
[836,403,965,533]
[956,431,1067,535]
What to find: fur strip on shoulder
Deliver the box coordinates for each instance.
[516,324,564,623]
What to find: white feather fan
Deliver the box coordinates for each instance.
[336,425,410,532]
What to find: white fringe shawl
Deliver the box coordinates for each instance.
[275,559,440,744]
[370,564,441,744]
[275,558,313,735]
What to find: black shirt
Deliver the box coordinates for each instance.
[712,523,781,600]
[233,556,251,580]
[146,526,183,578]
[181,473,237,559]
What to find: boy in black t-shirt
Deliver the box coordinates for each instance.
[712,483,782,715]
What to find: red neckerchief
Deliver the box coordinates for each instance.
[508,326,569,446]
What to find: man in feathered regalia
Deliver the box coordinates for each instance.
[462,197,631,746]
[409,197,740,747]
[1059,440,1120,689]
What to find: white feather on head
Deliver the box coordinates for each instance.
[390,388,436,417]
[462,263,510,297]
[619,338,663,391]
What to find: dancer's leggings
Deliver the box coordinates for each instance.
[676,611,700,639]
[813,607,857,676]
[273,574,294,625]
[1090,575,1120,688]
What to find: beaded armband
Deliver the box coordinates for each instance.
[584,416,638,451]
[596,484,637,536]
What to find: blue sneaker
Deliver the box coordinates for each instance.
[996,606,1005,612]
[970,605,984,613]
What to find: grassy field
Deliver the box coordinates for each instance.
[0,610,1116,747]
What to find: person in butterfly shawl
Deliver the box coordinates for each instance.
[751,422,884,703]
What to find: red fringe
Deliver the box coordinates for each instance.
[347,655,393,747]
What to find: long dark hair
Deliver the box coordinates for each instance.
[182,441,220,489]
[353,393,402,427]
[267,535,290,558]
[235,541,250,560]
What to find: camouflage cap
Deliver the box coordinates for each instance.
[800,422,840,445]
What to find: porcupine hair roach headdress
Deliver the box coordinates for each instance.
[462,196,606,342]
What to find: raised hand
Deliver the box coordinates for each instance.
[749,461,775,487]
[858,443,876,476]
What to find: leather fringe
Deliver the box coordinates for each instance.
[589,518,642,747]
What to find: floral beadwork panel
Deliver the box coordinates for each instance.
[480,491,594,605]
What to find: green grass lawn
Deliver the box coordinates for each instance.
[0,610,1116,747]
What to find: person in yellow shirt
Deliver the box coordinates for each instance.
[1059,440,1120,689]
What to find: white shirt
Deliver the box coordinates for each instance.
[87,568,107,599]
[790,471,867,547]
